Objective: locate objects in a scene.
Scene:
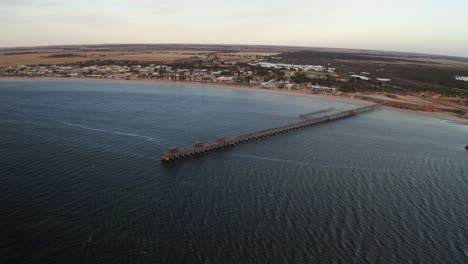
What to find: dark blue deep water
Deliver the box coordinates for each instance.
[1,80,467,264]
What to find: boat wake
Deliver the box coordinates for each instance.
[225,153,396,173]
[62,122,159,142]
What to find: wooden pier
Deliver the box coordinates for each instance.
[299,108,334,119]
[161,104,379,162]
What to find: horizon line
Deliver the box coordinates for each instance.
[0,42,466,59]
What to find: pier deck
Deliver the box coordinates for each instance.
[299,108,334,119]
[162,104,379,162]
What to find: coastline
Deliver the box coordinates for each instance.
[0,76,371,106]
[1,76,467,126]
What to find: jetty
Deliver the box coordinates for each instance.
[162,104,379,162]
[299,108,334,119]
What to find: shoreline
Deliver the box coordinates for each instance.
[0,76,371,106]
[1,76,467,126]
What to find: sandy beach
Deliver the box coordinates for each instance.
[1,76,467,126]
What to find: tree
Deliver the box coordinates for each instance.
[291,72,311,84]
[275,70,286,81]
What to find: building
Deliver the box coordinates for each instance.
[216,76,234,82]
[376,78,391,82]
[350,75,371,81]
[308,84,338,93]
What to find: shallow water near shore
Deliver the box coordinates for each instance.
[1,80,467,264]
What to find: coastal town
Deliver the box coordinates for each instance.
[0,54,364,94]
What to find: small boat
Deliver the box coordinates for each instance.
[465,145,468,150]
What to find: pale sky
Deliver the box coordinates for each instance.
[1,0,468,57]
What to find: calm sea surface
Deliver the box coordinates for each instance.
[1,80,467,264]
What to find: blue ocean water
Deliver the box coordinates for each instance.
[0,80,467,264]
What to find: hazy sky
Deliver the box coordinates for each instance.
[1,0,467,56]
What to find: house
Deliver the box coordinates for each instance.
[216,76,234,82]
[350,75,371,81]
[376,78,391,82]
[308,84,338,93]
